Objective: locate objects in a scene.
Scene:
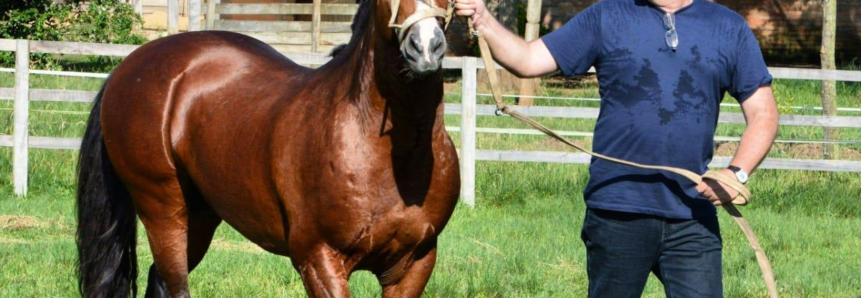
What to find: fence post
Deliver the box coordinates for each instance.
[518,0,542,106]
[13,40,30,196]
[311,0,323,53]
[133,0,143,16]
[168,0,179,34]
[206,0,220,30]
[189,0,202,31]
[460,57,477,207]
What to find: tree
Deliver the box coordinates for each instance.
[821,0,838,159]
[494,0,519,35]
[482,0,523,102]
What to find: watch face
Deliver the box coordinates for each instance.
[736,171,749,183]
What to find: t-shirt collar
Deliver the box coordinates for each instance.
[647,0,698,15]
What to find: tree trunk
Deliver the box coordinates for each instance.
[481,0,524,104]
[821,0,838,159]
[518,0,542,106]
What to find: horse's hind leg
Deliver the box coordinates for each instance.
[293,247,351,298]
[379,247,438,298]
[143,183,222,298]
[144,208,222,297]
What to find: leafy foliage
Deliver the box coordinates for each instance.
[0,0,145,70]
[515,2,550,38]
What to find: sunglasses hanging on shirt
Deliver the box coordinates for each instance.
[664,12,679,51]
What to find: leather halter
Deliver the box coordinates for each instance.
[387,0,454,42]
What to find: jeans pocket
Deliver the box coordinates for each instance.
[580,209,593,245]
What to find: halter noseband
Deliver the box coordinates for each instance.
[387,0,454,42]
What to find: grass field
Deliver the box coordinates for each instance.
[1,72,861,297]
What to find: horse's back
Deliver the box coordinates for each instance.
[102,31,303,176]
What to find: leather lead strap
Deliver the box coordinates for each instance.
[468,22,778,298]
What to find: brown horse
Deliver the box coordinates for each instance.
[75,0,459,297]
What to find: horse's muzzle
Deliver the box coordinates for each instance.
[401,23,446,76]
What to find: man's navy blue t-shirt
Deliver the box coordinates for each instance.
[541,0,772,219]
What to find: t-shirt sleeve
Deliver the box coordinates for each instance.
[540,6,601,77]
[729,25,772,102]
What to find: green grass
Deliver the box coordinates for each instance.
[2,151,860,297]
[2,74,861,297]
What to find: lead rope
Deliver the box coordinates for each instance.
[467,21,778,298]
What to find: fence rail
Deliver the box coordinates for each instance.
[210,3,358,15]
[2,39,861,199]
[201,1,359,53]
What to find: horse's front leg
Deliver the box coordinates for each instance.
[379,246,437,298]
[293,246,351,298]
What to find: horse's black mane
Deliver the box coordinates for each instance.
[329,0,371,58]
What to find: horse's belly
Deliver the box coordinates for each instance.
[174,115,294,255]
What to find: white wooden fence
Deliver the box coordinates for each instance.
[144,0,355,52]
[2,39,861,201]
[199,0,357,53]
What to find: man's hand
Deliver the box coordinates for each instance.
[696,168,740,206]
[700,86,777,207]
[454,0,494,32]
[452,0,557,77]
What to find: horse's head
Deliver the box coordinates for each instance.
[380,0,451,75]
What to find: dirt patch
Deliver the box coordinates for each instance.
[537,137,589,152]
[715,142,739,157]
[787,143,822,159]
[784,143,861,160]
[0,237,27,244]
[210,240,266,254]
[0,215,44,231]
[840,147,861,160]
[714,142,861,160]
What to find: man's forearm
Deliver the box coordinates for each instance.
[471,10,539,77]
[731,117,777,174]
[730,88,779,174]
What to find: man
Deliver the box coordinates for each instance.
[454,0,778,297]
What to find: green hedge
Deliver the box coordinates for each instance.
[0,0,146,71]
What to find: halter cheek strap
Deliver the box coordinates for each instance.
[387,0,453,42]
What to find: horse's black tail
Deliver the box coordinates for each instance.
[76,80,138,298]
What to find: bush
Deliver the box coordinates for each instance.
[0,0,146,71]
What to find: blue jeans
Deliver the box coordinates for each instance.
[581,208,723,298]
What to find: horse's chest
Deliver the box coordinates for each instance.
[311,130,458,252]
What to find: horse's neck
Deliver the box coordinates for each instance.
[343,35,443,131]
[381,44,442,116]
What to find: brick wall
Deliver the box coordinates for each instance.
[525,0,861,64]
[206,0,860,65]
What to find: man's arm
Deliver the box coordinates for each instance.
[454,0,557,77]
[698,86,778,205]
[729,86,779,174]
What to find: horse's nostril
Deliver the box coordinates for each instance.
[435,41,446,56]
[410,35,421,50]
[405,51,418,61]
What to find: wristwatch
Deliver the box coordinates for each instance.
[727,165,749,184]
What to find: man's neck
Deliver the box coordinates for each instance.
[649,0,694,13]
